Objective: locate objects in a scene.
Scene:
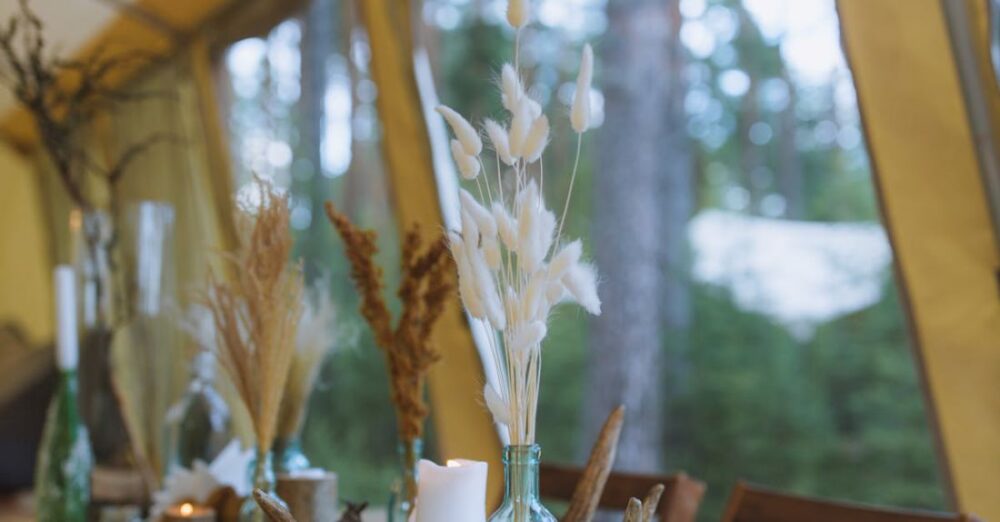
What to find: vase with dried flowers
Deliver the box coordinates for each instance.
[204,180,304,522]
[325,204,454,522]
[273,278,338,474]
[0,0,176,505]
[437,0,602,520]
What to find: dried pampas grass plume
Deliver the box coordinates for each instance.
[277,278,338,441]
[205,179,304,454]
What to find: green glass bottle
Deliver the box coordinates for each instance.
[35,266,94,522]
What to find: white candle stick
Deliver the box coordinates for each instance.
[53,265,78,371]
[416,459,488,522]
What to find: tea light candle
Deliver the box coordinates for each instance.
[164,502,216,522]
[415,459,488,522]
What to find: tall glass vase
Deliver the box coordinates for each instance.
[387,438,422,522]
[72,201,176,510]
[165,351,231,472]
[239,450,286,522]
[488,445,556,522]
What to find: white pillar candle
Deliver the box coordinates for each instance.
[416,459,488,522]
[53,265,78,371]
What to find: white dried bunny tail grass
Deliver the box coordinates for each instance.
[507,0,529,28]
[516,182,556,273]
[508,99,534,158]
[501,64,523,113]
[563,262,601,315]
[511,321,547,355]
[450,139,481,180]
[549,240,582,279]
[485,118,515,166]
[493,202,518,250]
[484,383,511,427]
[437,105,482,155]
[450,231,486,319]
[571,44,594,134]
[460,189,498,238]
[522,114,550,164]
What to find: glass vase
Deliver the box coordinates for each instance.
[387,438,422,522]
[239,450,286,522]
[273,437,311,474]
[165,351,231,472]
[72,209,132,468]
[488,445,556,522]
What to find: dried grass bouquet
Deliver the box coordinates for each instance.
[439,0,602,445]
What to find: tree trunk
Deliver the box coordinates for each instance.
[299,0,335,281]
[585,0,687,475]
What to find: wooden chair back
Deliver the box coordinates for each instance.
[722,482,982,522]
[540,462,706,522]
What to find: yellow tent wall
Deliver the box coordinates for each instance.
[839,0,1000,518]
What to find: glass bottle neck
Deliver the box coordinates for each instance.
[252,449,277,492]
[502,445,541,502]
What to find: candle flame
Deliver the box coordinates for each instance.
[447,459,461,467]
[180,503,193,516]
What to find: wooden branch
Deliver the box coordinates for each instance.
[640,484,664,522]
[252,489,297,522]
[623,498,643,522]
[562,405,626,522]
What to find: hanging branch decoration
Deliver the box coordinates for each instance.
[439,2,601,446]
[205,180,304,457]
[324,202,454,511]
[0,0,177,325]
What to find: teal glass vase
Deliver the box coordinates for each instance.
[272,437,311,474]
[488,445,556,522]
[239,450,286,522]
[387,438,422,522]
[34,369,93,522]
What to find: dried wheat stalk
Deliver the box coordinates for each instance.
[206,181,303,455]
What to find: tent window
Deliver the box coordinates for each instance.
[424,0,945,518]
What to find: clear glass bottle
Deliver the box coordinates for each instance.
[387,438,422,522]
[72,209,132,467]
[35,266,93,522]
[239,450,286,522]
[165,351,231,471]
[273,437,311,474]
[488,445,556,522]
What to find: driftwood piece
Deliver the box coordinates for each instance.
[623,498,643,522]
[641,484,665,522]
[561,405,626,522]
[253,488,297,522]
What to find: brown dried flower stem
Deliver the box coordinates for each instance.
[324,202,454,510]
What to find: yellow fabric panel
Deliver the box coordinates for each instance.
[839,0,1000,518]
[0,141,52,345]
[358,0,504,505]
[0,0,233,149]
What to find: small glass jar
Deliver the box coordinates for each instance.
[488,445,556,522]
[387,438,422,522]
